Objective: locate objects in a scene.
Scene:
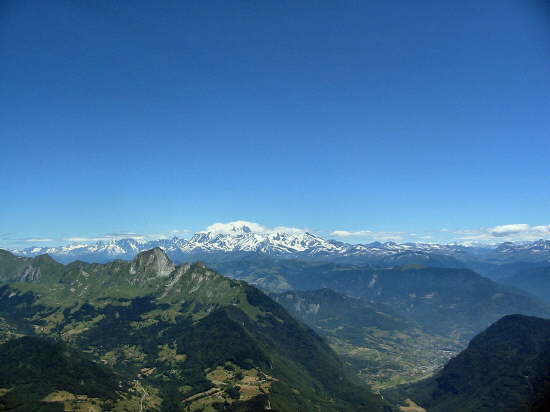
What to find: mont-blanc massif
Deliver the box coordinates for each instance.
[2,1,549,411]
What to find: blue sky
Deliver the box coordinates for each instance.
[1,0,549,248]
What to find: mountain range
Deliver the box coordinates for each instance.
[11,223,550,273]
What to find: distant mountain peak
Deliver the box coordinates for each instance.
[31,253,57,264]
[201,220,266,234]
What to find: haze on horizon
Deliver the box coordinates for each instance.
[1,0,549,248]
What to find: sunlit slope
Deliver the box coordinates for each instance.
[0,248,392,412]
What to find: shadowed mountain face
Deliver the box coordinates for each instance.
[0,336,136,411]
[499,266,550,304]
[0,249,391,412]
[386,315,550,412]
[212,258,550,343]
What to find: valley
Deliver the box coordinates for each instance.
[385,315,550,412]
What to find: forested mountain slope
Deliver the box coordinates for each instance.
[386,315,550,412]
[0,248,391,412]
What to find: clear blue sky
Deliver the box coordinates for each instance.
[1,0,549,247]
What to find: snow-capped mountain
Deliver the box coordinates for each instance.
[17,238,150,261]
[8,223,436,263]
[8,222,550,266]
[494,239,550,254]
[181,225,347,255]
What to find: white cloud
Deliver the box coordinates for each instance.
[330,229,405,242]
[452,223,550,242]
[331,230,373,237]
[489,224,531,237]
[24,238,55,242]
[64,232,147,243]
[412,234,434,241]
[273,226,309,234]
[64,237,121,242]
[203,220,306,234]
[205,221,267,234]
[147,234,170,240]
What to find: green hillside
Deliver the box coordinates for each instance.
[0,336,150,411]
[0,249,391,412]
